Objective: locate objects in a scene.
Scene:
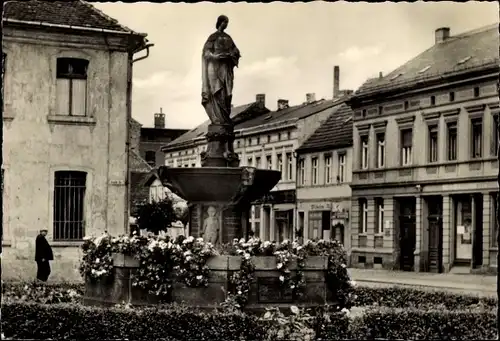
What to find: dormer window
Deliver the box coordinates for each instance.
[56,58,89,117]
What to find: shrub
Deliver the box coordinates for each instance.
[133,197,177,234]
[350,306,498,340]
[354,286,497,310]
[2,281,83,304]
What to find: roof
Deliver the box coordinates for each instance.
[296,102,353,153]
[3,0,145,36]
[235,98,340,132]
[129,150,152,173]
[355,24,499,97]
[162,102,268,151]
[140,127,189,142]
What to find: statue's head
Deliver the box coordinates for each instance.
[207,206,217,217]
[216,15,229,31]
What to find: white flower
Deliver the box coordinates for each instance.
[263,241,271,248]
[239,238,245,244]
[236,249,244,255]
[196,237,204,243]
[263,311,271,319]
[279,275,285,282]
[183,251,192,256]
[349,280,357,287]
[341,308,350,315]
[186,256,192,262]
[95,258,100,264]
[341,264,346,268]
[290,305,300,315]
[237,290,242,295]
[244,253,251,260]
[196,275,203,280]
[83,236,92,241]
[277,263,283,269]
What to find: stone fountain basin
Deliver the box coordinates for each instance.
[157,166,281,203]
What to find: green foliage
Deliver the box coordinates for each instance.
[353,286,497,310]
[2,301,495,340]
[133,197,177,234]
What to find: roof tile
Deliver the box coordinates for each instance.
[4,0,138,34]
[356,24,499,96]
[297,102,353,153]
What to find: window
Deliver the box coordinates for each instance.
[278,133,282,141]
[401,129,413,166]
[404,101,409,110]
[298,158,305,185]
[255,156,261,168]
[145,151,156,167]
[248,138,252,146]
[267,135,271,143]
[53,171,87,241]
[359,199,368,234]
[287,131,291,140]
[256,137,260,145]
[493,115,499,156]
[360,136,369,170]
[236,140,240,148]
[449,92,455,102]
[430,96,436,106]
[277,154,283,177]
[56,58,89,116]
[247,157,253,167]
[447,122,458,161]
[474,87,480,98]
[428,125,438,163]
[324,154,332,184]
[378,106,383,115]
[492,193,498,247]
[266,155,272,170]
[286,153,293,180]
[362,109,367,117]
[191,163,196,168]
[376,133,385,168]
[311,157,319,185]
[471,118,482,159]
[309,211,322,240]
[375,198,384,234]
[338,153,346,183]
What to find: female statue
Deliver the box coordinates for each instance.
[201,15,241,126]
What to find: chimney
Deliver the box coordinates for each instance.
[333,65,340,99]
[256,93,266,109]
[435,27,450,44]
[277,99,289,111]
[379,72,383,79]
[154,108,166,128]
[306,93,316,104]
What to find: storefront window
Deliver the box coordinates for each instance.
[455,198,472,261]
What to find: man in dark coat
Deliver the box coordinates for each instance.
[35,229,54,282]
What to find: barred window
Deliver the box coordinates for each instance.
[53,171,87,241]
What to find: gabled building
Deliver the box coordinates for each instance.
[1,0,149,281]
[295,102,353,253]
[346,24,499,274]
[163,66,351,242]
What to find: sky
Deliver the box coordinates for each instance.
[95,1,498,129]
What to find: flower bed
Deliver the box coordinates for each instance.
[2,301,496,340]
[79,234,356,311]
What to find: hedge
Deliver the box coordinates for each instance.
[354,285,497,309]
[2,301,496,340]
[349,307,498,340]
[3,281,496,310]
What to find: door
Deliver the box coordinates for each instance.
[399,215,416,271]
[427,215,443,273]
[472,195,483,268]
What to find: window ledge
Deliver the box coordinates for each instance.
[3,115,14,122]
[47,115,96,126]
[2,240,12,247]
[374,233,384,237]
[51,241,83,247]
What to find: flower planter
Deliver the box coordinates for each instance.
[84,253,337,310]
[112,253,140,268]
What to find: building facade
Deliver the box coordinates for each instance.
[1,1,149,281]
[296,103,353,255]
[347,25,499,273]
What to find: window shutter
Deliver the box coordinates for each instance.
[56,79,70,115]
[71,79,87,116]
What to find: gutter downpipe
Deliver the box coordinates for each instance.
[125,43,153,235]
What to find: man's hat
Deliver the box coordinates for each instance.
[40,229,48,232]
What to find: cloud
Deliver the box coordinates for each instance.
[337,45,383,63]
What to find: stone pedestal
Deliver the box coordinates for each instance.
[201,124,240,168]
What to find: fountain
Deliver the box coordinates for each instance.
[83,15,342,311]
